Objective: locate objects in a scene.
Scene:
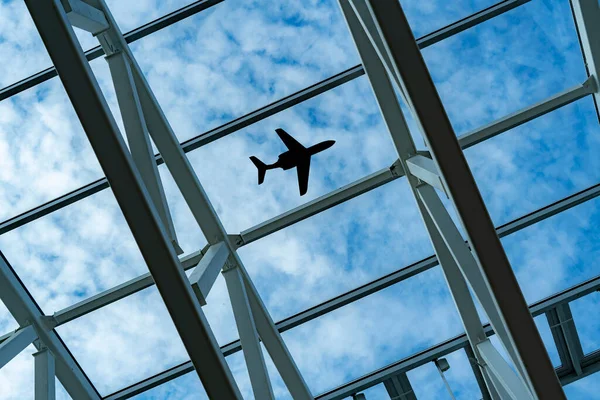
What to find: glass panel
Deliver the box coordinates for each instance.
[238,179,433,321]
[501,195,600,304]
[400,0,500,38]
[57,280,237,396]
[188,76,398,233]
[130,0,361,143]
[0,189,149,314]
[0,1,52,89]
[282,266,463,395]
[423,0,587,136]
[570,292,600,356]
[564,370,600,399]
[0,77,104,221]
[534,314,562,367]
[465,96,600,227]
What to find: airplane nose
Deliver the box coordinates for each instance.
[324,140,335,148]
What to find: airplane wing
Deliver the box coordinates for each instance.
[276,128,306,153]
[296,156,311,196]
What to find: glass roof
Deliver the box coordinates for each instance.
[1,0,600,399]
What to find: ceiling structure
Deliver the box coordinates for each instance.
[0,0,599,399]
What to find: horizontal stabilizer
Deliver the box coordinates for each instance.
[250,156,267,184]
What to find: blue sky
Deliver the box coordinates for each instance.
[0,0,599,399]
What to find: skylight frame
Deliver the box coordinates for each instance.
[0,0,599,398]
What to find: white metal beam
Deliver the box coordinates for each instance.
[571,0,600,114]
[405,156,446,194]
[555,304,585,376]
[34,347,56,400]
[244,277,313,400]
[106,50,182,254]
[383,372,416,400]
[477,340,533,400]
[417,184,524,372]
[0,325,37,370]
[60,0,108,34]
[223,264,275,400]
[189,242,230,305]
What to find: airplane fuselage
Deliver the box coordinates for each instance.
[266,140,335,171]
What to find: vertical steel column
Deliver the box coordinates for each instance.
[34,347,56,400]
[351,0,564,397]
[223,263,275,400]
[23,0,242,398]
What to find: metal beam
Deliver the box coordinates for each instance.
[417,184,524,377]
[405,156,445,193]
[189,242,229,306]
[555,304,585,376]
[0,0,223,102]
[458,77,595,150]
[383,372,417,400]
[52,250,204,325]
[465,345,493,400]
[24,0,241,397]
[34,347,56,400]
[0,325,37,370]
[359,0,563,397]
[546,308,573,372]
[106,49,181,253]
[0,254,101,399]
[570,0,600,120]
[61,0,109,34]
[238,162,400,246]
[223,264,275,400]
[477,340,533,399]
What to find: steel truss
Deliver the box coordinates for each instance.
[0,0,599,399]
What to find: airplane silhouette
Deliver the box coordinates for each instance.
[250,128,335,196]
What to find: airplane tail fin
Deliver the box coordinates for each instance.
[250,156,267,185]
